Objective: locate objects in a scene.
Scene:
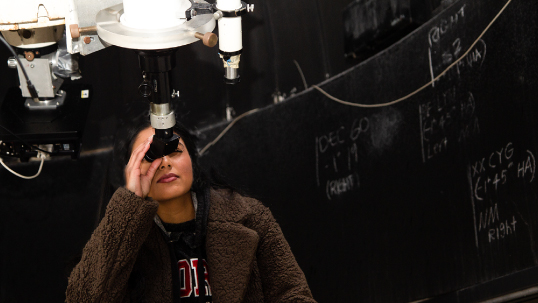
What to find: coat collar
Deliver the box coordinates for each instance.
[208,189,256,223]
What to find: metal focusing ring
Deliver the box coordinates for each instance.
[150,111,176,129]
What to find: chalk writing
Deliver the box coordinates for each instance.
[428,5,466,47]
[429,39,487,85]
[471,143,535,201]
[317,126,346,153]
[517,150,536,182]
[350,117,370,141]
[419,86,480,162]
[325,173,360,200]
[421,4,484,163]
[477,203,518,243]
[487,217,517,243]
[469,144,535,247]
[426,5,488,87]
[479,203,499,232]
[315,117,369,200]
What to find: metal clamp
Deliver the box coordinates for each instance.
[185,1,253,19]
[214,1,253,18]
[185,1,215,20]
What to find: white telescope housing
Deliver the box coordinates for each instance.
[216,0,242,11]
[216,0,243,53]
[217,16,242,53]
[121,0,192,30]
[215,0,251,83]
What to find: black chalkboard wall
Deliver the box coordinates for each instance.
[199,0,538,301]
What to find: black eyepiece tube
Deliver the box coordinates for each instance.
[135,49,180,162]
[144,134,180,162]
[155,128,173,139]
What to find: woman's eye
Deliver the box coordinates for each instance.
[169,150,182,158]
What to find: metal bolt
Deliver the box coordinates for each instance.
[226,106,235,121]
[7,58,17,68]
[192,10,197,16]
[24,51,35,61]
[30,64,35,68]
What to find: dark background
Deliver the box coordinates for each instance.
[1,0,538,302]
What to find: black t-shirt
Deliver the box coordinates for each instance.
[162,220,212,303]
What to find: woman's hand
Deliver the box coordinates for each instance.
[125,135,162,198]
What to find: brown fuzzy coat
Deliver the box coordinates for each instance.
[66,187,316,303]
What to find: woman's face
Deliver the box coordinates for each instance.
[131,126,194,202]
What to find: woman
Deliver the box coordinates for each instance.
[66,118,316,303]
